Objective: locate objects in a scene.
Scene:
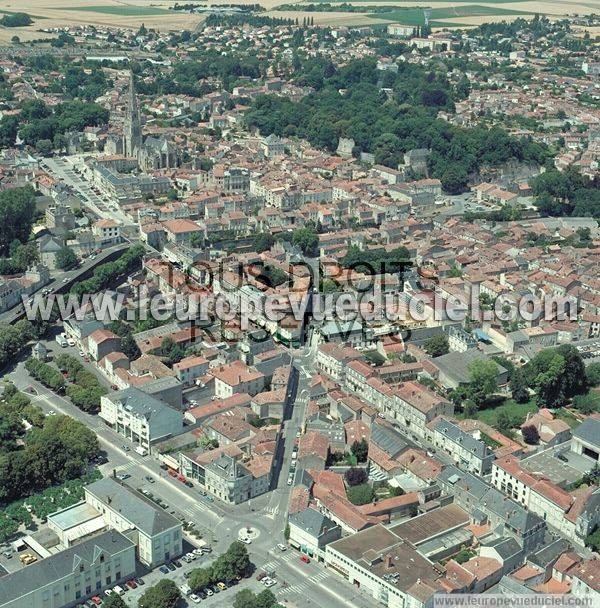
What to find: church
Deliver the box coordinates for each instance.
[107,72,180,172]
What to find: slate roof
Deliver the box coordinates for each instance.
[0,531,133,605]
[289,507,338,538]
[85,477,180,537]
[573,418,600,448]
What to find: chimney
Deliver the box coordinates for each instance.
[385,555,393,569]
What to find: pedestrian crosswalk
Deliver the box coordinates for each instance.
[277,569,330,596]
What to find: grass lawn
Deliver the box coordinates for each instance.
[59,5,171,16]
[555,408,581,429]
[475,399,538,428]
[368,4,532,24]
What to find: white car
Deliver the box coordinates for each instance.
[240,537,251,545]
[104,590,113,596]
[264,579,277,588]
[189,594,201,604]
[205,589,214,596]
[276,543,287,551]
[62,277,69,283]
[186,552,196,560]
[113,586,124,595]
[193,548,203,556]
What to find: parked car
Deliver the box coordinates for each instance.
[173,559,182,568]
[264,578,277,588]
[159,565,169,574]
[277,543,287,551]
[166,562,176,571]
[205,589,214,597]
[256,571,266,581]
[189,594,201,604]
[135,577,145,586]
[216,582,227,591]
[126,580,137,589]
[91,597,102,606]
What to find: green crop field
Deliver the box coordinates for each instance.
[59,5,171,16]
[368,4,533,24]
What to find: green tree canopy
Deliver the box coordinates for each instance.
[138,580,180,608]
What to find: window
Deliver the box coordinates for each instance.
[106,576,111,585]
[116,571,121,580]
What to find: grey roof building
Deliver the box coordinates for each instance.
[85,477,182,567]
[432,350,508,389]
[572,418,600,462]
[0,530,135,608]
[370,423,409,459]
[99,387,183,449]
[85,477,180,537]
[438,466,546,554]
[289,507,342,559]
[431,419,494,475]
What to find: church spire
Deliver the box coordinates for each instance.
[123,70,142,157]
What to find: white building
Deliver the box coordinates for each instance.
[85,477,182,567]
[0,530,135,608]
[99,387,183,450]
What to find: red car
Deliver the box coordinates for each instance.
[91,596,102,606]
[126,580,137,589]
[300,555,310,564]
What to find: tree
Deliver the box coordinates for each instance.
[556,344,588,399]
[138,579,180,608]
[346,483,374,505]
[103,596,127,608]
[345,467,367,486]
[468,359,499,406]
[351,438,368,463]
[188,567,213,591]
[586,362,600,387]
[0,186,36,255]
[424,334,449,357]
[233,589,257,608]
[441,165,469,194]
[522,425,540,445]
[510,367,529,404]
[587,526,600,552]
[0,13,33,27]
[255,590,277,608]
[495,411,515,436]
[252,233,275,253]
[55,246,78,270]
[292,227,319,256]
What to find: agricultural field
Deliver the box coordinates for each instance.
[0,0,597,34]
[268,0,600,26]
[0,0,202,37]
[58,4,172,16]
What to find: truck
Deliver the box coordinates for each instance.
[134,446,148,456]
[56,334,68,348]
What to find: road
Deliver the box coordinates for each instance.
[8,342,376,608]
[0,242,130,324]
[42,156,132,226]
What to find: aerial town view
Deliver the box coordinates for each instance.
[0,1,598,608]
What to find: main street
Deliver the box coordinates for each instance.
[8,341,375,608]
[42,156,132,226]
